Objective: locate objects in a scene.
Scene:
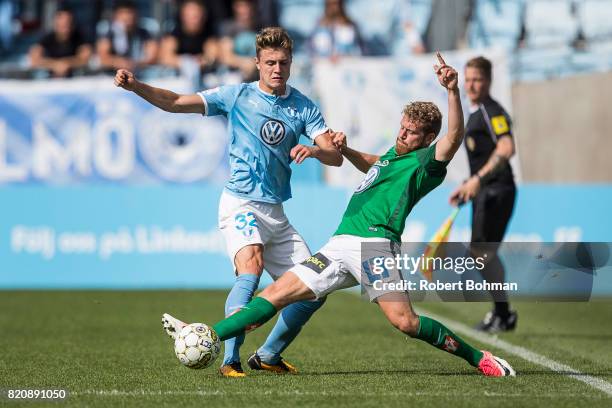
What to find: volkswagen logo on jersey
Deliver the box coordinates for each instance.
[260,119,286,145]
[355,166,380,193]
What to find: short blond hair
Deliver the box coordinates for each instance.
[402,102,442,136]
[466,56,492,81]
[256,27,293,56]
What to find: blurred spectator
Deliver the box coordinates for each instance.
[219,0,260,81]
[256,0,279,28]
[423,0,473,52]
[159,0,218,73]
[392,1,425,56]
[0,0,17,54]
[28,6,92,77]
[394,21,425,55]
[205,0,232,34]
[96,0,158,72]
[309,0,363,59]
[57,0,107,44]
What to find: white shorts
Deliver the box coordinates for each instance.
[292,235,404,302]
[218,190,311,279]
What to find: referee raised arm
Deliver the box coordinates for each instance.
[449,56,517,333]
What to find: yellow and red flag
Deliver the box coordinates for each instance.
[421,206,462,282]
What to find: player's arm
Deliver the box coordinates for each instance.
[342,147,380,174]
[330,131,379,174]
[290,131,343,166]
[433,52,464,162]
[114,69,204,114]
[313,132,343,166]
[292,103,345,166]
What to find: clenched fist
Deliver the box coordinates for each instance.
[330,131,347,152]
[114,69,137,91]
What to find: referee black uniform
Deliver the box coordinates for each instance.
[465,95,517,330]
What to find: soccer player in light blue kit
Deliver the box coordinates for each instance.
[114,27,342,377]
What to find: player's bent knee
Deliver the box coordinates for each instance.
[236,260,263,276]
[234,245,264,275]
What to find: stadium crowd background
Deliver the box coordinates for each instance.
[2,0,611,183]
[1,0,611,83]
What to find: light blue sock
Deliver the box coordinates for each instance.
[222,273,260,365]
[257,298,326,364]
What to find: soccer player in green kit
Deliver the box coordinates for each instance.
[172,53,516,377]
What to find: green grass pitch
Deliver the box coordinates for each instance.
[1,291,611,407]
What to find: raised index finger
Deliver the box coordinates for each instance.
[436,51,446,66]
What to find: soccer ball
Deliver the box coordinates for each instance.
[174,323,220,369]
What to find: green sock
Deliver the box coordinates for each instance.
[416,316,483,367]
[212,297,278,341]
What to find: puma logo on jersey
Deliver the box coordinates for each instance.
[374,160,389,167]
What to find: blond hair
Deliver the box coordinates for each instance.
[466,56,492,81]
[402,102,443,136]
[256,27,293,56]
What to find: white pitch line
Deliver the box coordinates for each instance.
[422,309,612,397]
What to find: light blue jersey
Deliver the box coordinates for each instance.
[197,82,328,203]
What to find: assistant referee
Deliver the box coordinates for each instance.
[450,56,517,333]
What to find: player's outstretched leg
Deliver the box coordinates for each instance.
[220,273,260,377]
[161,313,187,340]
[211,271,316,349]
[377,293,515,377]
[418,315,515,376]
[248,298,326,373]
[213,296,279,340]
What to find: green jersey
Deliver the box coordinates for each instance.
[334,143,448,242]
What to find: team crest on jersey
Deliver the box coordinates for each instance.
[260,120,286,145]
[287,106,298,117]
[466,136,476,151]
[355,166,380,193]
